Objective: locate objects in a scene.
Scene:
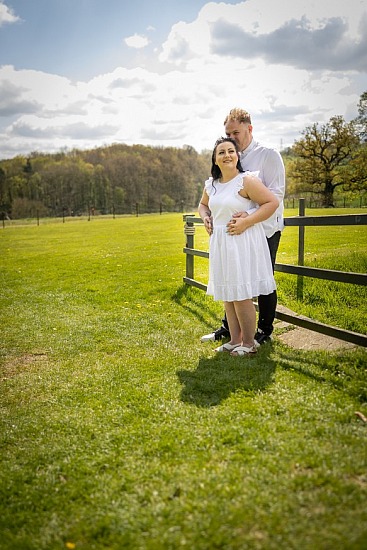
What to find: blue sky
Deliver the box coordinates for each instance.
[0,0,231,79]
[0,0,366,159]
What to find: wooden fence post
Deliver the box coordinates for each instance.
[297,198,305,300]
[183,215,195,280]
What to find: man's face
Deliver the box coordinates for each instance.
[224,119,252,152]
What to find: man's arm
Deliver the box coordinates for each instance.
[262,148,285,203]
[233,148,285,219]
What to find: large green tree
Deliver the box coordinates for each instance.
[288,115,361,207]
[354,90,367,142]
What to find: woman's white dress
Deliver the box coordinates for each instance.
[205,172,276,302]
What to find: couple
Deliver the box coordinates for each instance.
[198,108,285,356]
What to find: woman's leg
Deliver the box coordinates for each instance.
[233,299,256,348]
[223,301,242,345]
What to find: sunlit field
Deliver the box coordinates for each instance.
[1,211,366,550]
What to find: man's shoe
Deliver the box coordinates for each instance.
[201,325,230,343]
[255,329,272,345]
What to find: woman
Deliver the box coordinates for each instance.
[198,137,279,356]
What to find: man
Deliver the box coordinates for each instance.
[201,107,285,345]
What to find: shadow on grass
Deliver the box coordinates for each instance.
[274,345,367,403]
[177,346,276,407]
[171,284,220,331]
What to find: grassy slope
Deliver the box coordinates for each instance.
[0,212,366,550]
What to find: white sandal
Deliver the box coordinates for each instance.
[214,343,241,353]
[230,345,257,356]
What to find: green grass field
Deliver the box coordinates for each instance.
[1,211,366,550]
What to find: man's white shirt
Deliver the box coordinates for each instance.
[240,139,285,238]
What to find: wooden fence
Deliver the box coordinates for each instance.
[183,198,367,347]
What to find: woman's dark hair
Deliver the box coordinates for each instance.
[211,137,244,180]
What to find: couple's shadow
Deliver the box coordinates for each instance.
[177,346,276,407]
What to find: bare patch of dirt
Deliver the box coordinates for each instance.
[1,352,48,380]
[274,306,357,351]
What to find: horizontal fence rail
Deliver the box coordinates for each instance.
[183,199,367,348]
[283,213,367,226]
[274,264,367,286]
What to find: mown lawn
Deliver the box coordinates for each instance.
[0,211,366,550]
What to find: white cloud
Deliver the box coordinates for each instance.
[160,0,367,71]
[0,1,21,26]
[0,79,41,115]
[1,56,359,157]
[124,33,150,49]
[0,0,366,158]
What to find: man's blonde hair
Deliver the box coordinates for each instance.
[224,108,252,125]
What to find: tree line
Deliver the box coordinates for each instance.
[1,92,366,219]
[0,144,211,219]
